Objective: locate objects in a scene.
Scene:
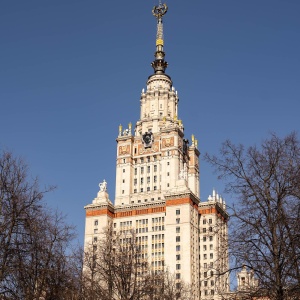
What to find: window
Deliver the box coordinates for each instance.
[204,254,207,260]
[211,280,214,286]
[154,165,157,172]
[147,156,150,162]
[141,167,144,174]
[203,245,207,251]
[154,175,157,182]
[94,229,98,234]
[176,283,181,289]
[94,220,98,226]
[147,176,150,183]
[122,190,124,194]
[203,219,206,224]
[176,245,180,251]
[176,209,180,215]
[141,178,144,184]
[176,236,180,242]
[176,273,181,279]
[204,281,207,287]
[134,168,137,175]
[209,236,213,241]
[176,218,180,224]
[167,183,169,187]
[211,290,214,295]
[147,166,150,173]
[176,254,181,260]
[141,158,144,163]
[203,237,207,242]
[147,187,150,192]
[210,253,213,259]
[209,227,212,232]
[204,263,207,268]
[123,169,125,173]
[134,179,137,185]
[154,186,157,190]
[167,172,170,176]
[210,244,213,250]
[134,189,137,193]
[140,188,143,192]
[204,272,207,278]
[176,227,180,233]
[93,237,97,243]
[209,218,212,224]
[176,264,181,270]
[203,228,206,233]
[123,159,126,163]
[114,223,116,228]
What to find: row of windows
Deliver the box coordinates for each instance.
[134,186,158,193]
[152,234,164,240]
[134,156,157,164]
[203,271,214,278]
[152,225,165,231]
[203,236,213,242]
[133,197,161,204]
[202,280,214,287]
[134,176,158,185]
[203,227,213,233]
[151,260,164,267]
[203,244,213,251]
[136,236,148,243]
[136,227,148,233]
[152,251,164,256]
[120,221,132,227]
[203,218,213,224]
[203,253,214,260]
[134,165,158,175]
[203,262,214,269]
[151,243,164,249]
[136,219,148,225]
[152,217,164,223]
[202,290,214,296]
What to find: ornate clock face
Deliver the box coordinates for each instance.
[142,132,153,148]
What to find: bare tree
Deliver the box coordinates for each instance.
[0,150,78,299]
[205,132,300,300]
[83,226,152,300]
[83,225,192,300]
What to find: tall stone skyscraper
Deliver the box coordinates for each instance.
[84,3,229,299]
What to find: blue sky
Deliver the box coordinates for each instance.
[1,0,299,244]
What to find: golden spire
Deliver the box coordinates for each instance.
[151,3,168,74]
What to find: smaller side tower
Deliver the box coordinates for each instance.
[237,266,259,292]
[199,190,229,299]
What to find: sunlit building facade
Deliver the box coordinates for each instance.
[84,3,229,299]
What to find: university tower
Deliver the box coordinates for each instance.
[84,3,229,299]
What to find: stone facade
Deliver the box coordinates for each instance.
[84,3,229,299]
